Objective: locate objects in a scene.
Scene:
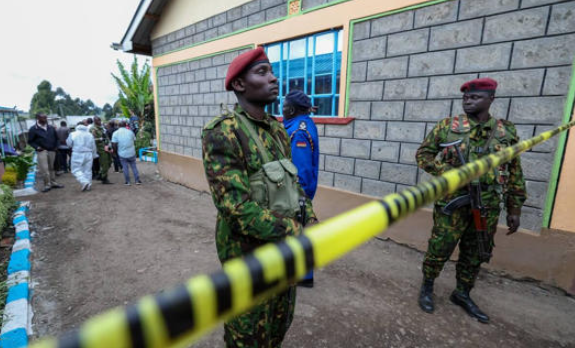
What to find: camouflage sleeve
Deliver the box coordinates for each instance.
[202,127,301,242]
[416,118,450,176]
[504,123,527,216]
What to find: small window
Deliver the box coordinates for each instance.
[265,29,342,117]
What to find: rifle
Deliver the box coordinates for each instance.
[439,140,492,263]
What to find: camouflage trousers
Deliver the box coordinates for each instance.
[224,287,296,348]
[423,204,500,291]
[97,150,111,180]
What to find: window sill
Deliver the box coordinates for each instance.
[275,117,355,125]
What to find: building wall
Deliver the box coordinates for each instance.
[152,0,575,233]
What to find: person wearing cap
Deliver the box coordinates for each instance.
[282,90,319,287]
[202,47,317,347]
[415,78,526,323]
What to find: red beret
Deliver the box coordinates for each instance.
[225,47,269,91]
[460,78,498,93]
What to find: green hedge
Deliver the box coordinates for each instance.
[0,185,16,237]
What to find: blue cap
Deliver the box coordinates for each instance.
[285,90,312,109]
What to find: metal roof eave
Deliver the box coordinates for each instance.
[113,0,167,56]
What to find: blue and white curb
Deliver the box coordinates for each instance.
[0,203,32,348]
[14,155,37,197]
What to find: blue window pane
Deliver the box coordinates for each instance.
[289,78,305,92]
[315,75,332,94]
[314,97,333,116]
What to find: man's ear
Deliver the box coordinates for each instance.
[231,78,245,93]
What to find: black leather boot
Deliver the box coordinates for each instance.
[450,289,489,323]
[418,278,435,313]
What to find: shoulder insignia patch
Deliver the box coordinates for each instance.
[299,121,307,130]
[296,141,307,148]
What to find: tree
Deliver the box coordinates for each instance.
[111,56,154,131]
[29,80,55,116]
[102,103,114,120]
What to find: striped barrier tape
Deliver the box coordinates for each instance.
[30,120,575,348]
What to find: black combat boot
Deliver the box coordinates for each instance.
[418,278,435,313]
[101,178,113,185]
[450,287,489,324]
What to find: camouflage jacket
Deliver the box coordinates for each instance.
[202,105,317,262]
[416,114,526,215]
[90,125,109,151]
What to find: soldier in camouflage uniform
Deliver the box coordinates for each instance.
[202,47,317,347]
[90,116,113,184]
[415,78,526,323]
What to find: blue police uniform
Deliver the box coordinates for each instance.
[283,114,319,199]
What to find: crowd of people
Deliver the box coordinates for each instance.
[27,114,142,192]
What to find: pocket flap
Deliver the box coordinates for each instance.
[279,159,298,176]
[262,161,285,183]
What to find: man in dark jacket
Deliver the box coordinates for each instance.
[28,113,64,192]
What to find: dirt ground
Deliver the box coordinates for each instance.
[28,162,575,347]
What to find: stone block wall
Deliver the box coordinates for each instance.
[156,48,251,158]
[343,0,575,230]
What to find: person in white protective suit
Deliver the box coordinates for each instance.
[66,124,97,191]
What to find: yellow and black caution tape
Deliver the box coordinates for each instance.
[31,120,575,348]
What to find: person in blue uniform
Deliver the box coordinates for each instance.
[282,90,319,287]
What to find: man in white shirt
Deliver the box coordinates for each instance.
[111,120,142,185]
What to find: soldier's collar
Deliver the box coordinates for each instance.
[234,104,272,126]
[468,114,495,129]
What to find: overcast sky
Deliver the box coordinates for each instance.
[0,0,145,112]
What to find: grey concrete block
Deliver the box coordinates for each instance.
[210,80,224,92]
[525,180,548,210]
[519,206,543,232]
[387,29,429,56]
[484,7,549,44]
[189,60,200,70]
[371,11,414,37]
[405,100,451,121]
[349,82,384,100]
[302,0,328,10]
[213,13,227,27]
[352,36,387,61]
[351,62,367,82]
[325,155,355,174]
[548,2,575,34]
[387,122,426,142]
[319,137,340,155]
[318,171,335,186]
[400,143,420,165]
[319,154,325,170]
[479,69,545,97]
[216,65,228,79]
[341,139,371,159]
[232,17,248,31]
[354,121,387,140]
[353,21,370,41]
[533,125,559,153]
[520,151,553,181]
[384,78,428,100]
[218,23,234,36]
[361,179,396,197]
[205,67,217,80]
[455,43,512,73]
[261,0,284,10]
[512,34,575,68]
[521,0,561,8]
[248,11,266,27]
[409,51,455,77]
[543,66,573,96]
[509,96,565,125]
[200,57,213,68]
[348,102,371,119]
[515,125,535,141]
[204,28,219,40]
[316,124,325,137]
[380,162,418,185]
[227,6,243,22]
[266,5,286,21]
[430,19,483,50]
[459,0,519,19]
[334,174,362,193]
[428,73,478,98]
[415,0,458,28]
[355,160,381,179]
[367,57,408,80]
[242,1,261,17]
[193,32,206,44]
[200,81,211,93]
[371,102,404,121]
[325,123,353,138]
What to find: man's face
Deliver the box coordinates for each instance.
[282,100,293,118]
[235,62,279,105]
[94,117,101,126]
[462,91,494,115]
[37,114,47,125]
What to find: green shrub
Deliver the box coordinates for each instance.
[0,184,16,236]
[2,156,33,180]
[135,130,152,153]
[1,172,17,188]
